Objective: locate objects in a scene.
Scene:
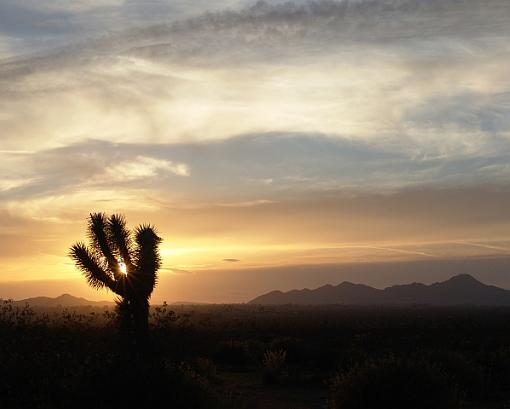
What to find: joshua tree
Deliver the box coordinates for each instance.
[69,213,162,339]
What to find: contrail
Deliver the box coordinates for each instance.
[455,241,510,253]
[366,246,437,258]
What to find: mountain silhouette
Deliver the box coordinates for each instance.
[10,294,207,307]
[14,294,114,307]
[248,274,510,305]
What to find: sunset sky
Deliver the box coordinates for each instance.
[2,0,510,303]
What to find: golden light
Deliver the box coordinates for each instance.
[119,261,127,276]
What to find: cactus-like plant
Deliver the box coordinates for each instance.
[262,349,287,383]
[69,213,162,339]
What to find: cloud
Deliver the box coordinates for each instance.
[165,268,193,275]
[0,0,508,165]
[22,0,126,13]
[81,0,510,68]
[1,1,509,161]
[0,178,36,192]
[2,132,510,213]
[223,258,240,262]
[0,36,18,60]
[0,143,192,202]
[0,0,251,58]
[6,0,510,69]
[404,92,510,134]
[105,156,190,181]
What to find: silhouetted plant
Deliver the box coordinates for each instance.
[151,301,179,342]
[270,337,306,364]
[329,356,459,409]
[262,349,287,383]
[69,213,162,341]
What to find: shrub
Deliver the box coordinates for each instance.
[476,348,510,400]
[329,356,459,409]
[262,349,287,384]
[270,337,306,364]
[194,357,218,380]
[424,350,484,402]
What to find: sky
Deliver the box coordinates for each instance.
[1,0,510,303]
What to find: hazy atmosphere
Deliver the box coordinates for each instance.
[2,0,510,303]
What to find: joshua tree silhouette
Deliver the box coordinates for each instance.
[69,213,162,340]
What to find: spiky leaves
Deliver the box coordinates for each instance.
[107,214,134,274]
[70,213,162,301]
[87,212,123,280]
[69,242,116,291]
[133,225,162,299]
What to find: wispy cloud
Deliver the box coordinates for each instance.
[104,156,190,181]
[2,0,510,154]
[3,134,509,204]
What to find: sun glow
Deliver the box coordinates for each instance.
[119,261,127,276]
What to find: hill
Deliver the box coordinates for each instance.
[248,274,510,305]
[13,294,114,307]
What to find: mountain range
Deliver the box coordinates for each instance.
[9,294,206,307]
[248,274,510,305]
[7,274,510,306]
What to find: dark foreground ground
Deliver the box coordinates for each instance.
[2,301,510,409]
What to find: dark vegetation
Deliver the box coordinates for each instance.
[2,303,510,408]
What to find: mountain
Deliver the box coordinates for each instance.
[14,294,114,307]
[248,274,510,306]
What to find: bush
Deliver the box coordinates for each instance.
[270,337,306,364]
[329,356,459,409]
[262,349,287,384]
[475,348,510,400]
[424,350,484,402]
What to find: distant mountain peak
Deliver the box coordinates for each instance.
[58,294,78,299]
[339,281,372,288]
[446,274,481,283]
[248,274,509,306]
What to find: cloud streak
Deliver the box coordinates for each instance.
[2,134,510,207]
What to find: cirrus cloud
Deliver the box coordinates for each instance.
[105,156,190,182]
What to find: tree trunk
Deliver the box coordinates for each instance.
[132,298,149,344]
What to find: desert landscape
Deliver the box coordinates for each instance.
[2,0,510,407]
